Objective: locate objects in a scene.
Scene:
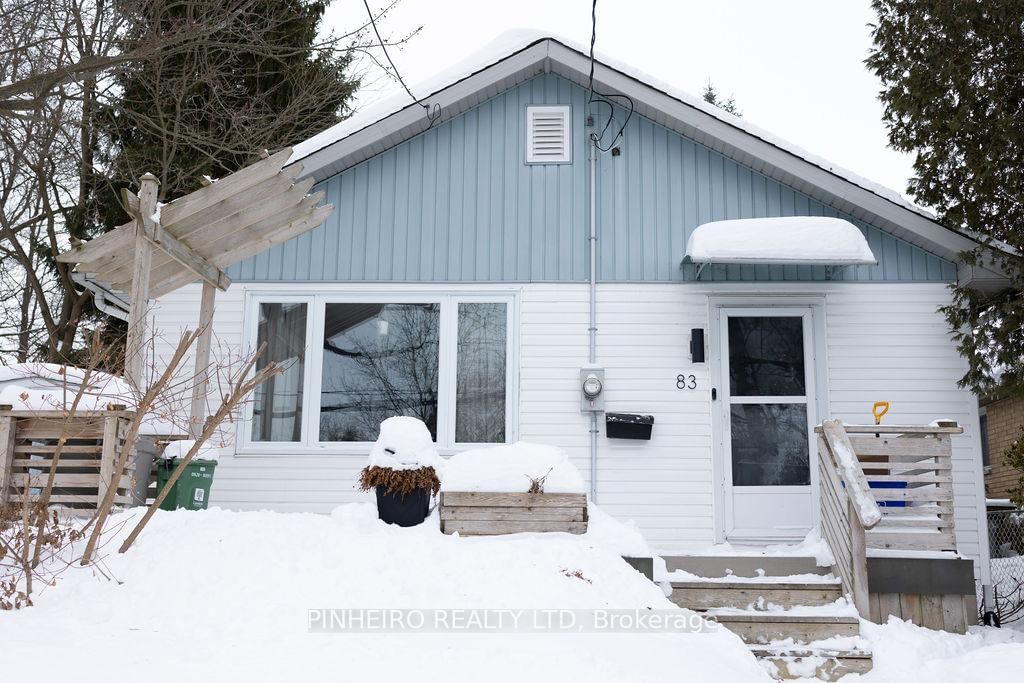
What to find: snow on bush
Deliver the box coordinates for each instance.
[441,442,586,494]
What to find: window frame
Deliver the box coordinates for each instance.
[238,287,517,455]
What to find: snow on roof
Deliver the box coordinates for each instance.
[0,362,180,435]
[685,216,877,266]
[292,30,933,223]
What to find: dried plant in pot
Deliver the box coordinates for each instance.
[359,417,442,527]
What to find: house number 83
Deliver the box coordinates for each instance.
[676,374,697,390]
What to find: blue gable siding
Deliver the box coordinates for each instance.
[229,74,956,283]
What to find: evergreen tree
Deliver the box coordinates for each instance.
[867,0,1024,395]
[97,0,359,211]
[701,81,741,116]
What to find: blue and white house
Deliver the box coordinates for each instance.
[150,35,1000,586]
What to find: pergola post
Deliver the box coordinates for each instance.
[53,148,334,424]
[189,281,217,438]
[124,173,160,391]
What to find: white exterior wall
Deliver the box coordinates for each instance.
[149,281,989,580]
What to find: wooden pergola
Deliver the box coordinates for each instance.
[57,148,333,436]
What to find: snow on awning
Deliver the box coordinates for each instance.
[684,217,877,266]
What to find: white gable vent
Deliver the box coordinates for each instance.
[526,105,571,164]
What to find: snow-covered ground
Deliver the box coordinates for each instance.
[1,505,766,683]
[3,505,1022,682]
[859,617,1024,682]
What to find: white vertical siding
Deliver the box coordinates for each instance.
[147,281,989,581]
[518,284,715,547]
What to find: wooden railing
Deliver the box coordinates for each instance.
[815,419,962,614]
[816,419,882,614]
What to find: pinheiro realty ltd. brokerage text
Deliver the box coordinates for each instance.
[308,608,717,633]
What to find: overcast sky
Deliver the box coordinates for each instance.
[324,0,915,199]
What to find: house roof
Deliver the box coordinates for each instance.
[291,31,1005,288]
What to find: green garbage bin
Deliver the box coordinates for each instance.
[156,458,217,511]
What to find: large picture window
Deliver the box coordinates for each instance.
[320,303,441,442]
[243,293,513,451]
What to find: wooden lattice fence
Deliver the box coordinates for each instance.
[0,409,137,511]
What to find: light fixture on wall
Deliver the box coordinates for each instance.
[690,328,705,363]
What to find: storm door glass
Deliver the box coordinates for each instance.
[726,316,810,486]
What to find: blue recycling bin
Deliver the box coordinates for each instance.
[869,480,907,508]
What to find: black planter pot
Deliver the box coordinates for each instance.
[375,486,431,527]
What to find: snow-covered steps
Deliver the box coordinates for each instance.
[663,554,832,578]
[751,646,874,680]
[706,611,860,644]
[660,554,872,679]
[670,578,843,610]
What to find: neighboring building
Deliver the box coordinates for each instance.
[148,35,1005,589]
[982,391,1024,502]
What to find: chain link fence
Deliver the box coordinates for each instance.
[988,509,1024,624]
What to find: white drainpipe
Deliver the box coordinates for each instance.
[588,136,599,502]
[93,291,130,322]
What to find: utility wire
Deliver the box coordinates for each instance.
[586,0,634,152]
[362,0,441,126]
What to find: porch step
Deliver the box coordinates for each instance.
[706,612,861,645]
[670,579,843,610]
[751,646,874,681]
[662,554,832,578]
[657,554,872,677]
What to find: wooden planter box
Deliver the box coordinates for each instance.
[439,492,588,536]
[0,409,137,512]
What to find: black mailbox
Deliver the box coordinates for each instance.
[605,413,654,440]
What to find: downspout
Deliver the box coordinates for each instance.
[93,292,129,322]
[588,135,599,503]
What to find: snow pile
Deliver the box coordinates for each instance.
[583,504,653,558]
[659,528,836,571]
[666,569,840,585]
[860,616,1024,681]
[0,506,766,683]
[441,442,586,494]
[765,528,836,567]
[709,597,858,618]
[0,362,178,435]
[367,416,443,471]
[160,439,222,462]
[685,217,877,266]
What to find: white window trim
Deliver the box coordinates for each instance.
[238,286,519,456]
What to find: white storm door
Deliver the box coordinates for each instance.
[720,308,817,542]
